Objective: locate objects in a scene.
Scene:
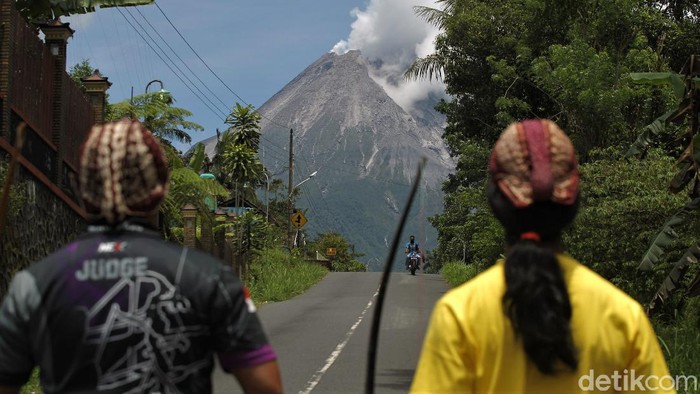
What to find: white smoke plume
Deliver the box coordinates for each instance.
[332,0,446,114]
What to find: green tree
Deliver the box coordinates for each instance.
[564,148,700,308]
[310,232,366,272]
[68,59,95,90]
[428,185,503,271]
[408,0,695,159]
[159,143,229,242]
[109,93,203,145]
[410,0,700,286]
[68,59,113,119]
[224,103,261,151]
[213,103,264,205]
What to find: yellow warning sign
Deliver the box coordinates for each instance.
[291,211,308,229]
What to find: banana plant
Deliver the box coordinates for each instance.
[627,55,700,314]
[160,143,229,241]
[15,0,154,23]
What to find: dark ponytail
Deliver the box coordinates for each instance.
[487,183,579,374]
[502,239,577,374]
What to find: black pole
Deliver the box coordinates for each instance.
[365,158,426,394]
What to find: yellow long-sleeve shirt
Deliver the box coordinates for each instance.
[410,254,674,394]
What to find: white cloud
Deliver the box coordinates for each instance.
[64,12,96,29]
[332,0,446,113]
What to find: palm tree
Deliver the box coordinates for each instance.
[214,103,265,208]
[224,103,261,151]
[109,92,203,145]
[404,1,455,82]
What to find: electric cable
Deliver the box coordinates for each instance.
[153,0,291,131]
[134,7,232,113]
[122,7,229,119]
[115,7,228,122]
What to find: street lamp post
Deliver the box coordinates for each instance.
[287,170,318,249]
[145,79,172,104]
[290,171,318,194]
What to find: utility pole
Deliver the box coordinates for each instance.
[287,128,294,250]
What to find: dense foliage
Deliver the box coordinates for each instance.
[415,0,700,320]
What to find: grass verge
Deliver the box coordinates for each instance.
[247,248,328,303]
[440,260,481,288]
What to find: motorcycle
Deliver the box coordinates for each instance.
[407,251,420,275]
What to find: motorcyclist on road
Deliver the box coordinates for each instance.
[405,235,422,270]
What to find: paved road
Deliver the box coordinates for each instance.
[213,271,450,393]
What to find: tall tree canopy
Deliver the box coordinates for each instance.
[109,92,203,145]
[414,0,700,303]
[409,0,699,193]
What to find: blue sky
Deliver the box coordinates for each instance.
[64,0,444,151]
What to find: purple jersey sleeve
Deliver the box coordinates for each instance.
[209,266,277,371]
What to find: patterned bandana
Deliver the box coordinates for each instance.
[79,119,169,224]
[487,119,579,208]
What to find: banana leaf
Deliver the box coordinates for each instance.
[669,159,696,193]
[646,241,700,316]
[188,143,206,173]
[638,197,700,270]
[15,0,154,20]
[624,108,680,158]
[629,72,686,99]
[687,271,700,297]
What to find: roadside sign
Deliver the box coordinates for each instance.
[326,247,336,256]
[291,211,308,229]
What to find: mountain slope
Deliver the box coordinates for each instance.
[199,50,454,269]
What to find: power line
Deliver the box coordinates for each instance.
[116,7,228,121]
[134,7,232,113]
[153,0,290,131]
[123,7,228,119]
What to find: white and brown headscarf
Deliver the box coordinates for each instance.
[488,119,579,208]
[79,119,169,224]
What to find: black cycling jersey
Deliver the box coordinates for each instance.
[0,221,275,393]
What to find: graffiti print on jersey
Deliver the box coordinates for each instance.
[82,268,209,393]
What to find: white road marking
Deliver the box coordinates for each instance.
[299,290,379,394]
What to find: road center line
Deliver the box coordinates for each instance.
[299,290,379,394]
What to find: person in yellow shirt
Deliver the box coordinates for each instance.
[410,119,674,394]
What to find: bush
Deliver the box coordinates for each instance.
[429,185,504,269]
[440,261,483,288]
[247,248,328,302]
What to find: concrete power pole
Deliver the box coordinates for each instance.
[287,128,294,250]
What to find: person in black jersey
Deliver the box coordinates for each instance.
[0,120,282,393]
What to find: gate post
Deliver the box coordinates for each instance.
[39,19,73,186]
[181,203,197,249]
